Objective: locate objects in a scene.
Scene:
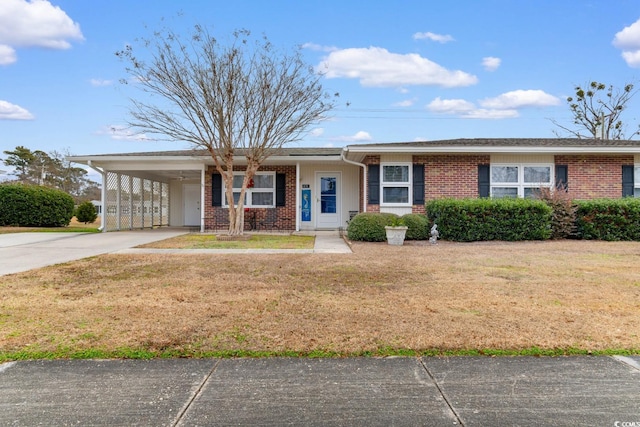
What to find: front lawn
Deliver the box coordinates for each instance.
[1,240,639,360]
[138,233,315,250]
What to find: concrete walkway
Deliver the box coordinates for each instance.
[0,230,352,276]
[1,356,639,426]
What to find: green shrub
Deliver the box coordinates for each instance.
[575,198,640,241]
[75,201,98,224]
[425,198,552,242]
[0,184,74,227]
[534,187,578,239]
[401,213,429,240]
[346,212,398,241]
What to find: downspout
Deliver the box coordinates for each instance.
[87,160,106,232]
[340,147,367,213]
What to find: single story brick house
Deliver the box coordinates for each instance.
[68,138,640,232]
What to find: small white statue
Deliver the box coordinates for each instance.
[429,223,439,244]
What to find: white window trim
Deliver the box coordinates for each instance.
[490,163,554,198]
[222,171,276,208]
[634,165,640,197]
[380,162,412,207]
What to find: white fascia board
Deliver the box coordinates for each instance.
[261,155,343,164]
[69,154,343,166]
[344,146,640,155]
[68,155,205,163]
[72,159,206,171]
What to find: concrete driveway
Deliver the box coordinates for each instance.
[0,229,189,276]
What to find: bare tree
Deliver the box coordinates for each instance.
[116,25,336,235]
[551,81,640,140]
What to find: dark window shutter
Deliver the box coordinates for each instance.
[622,165,634,197]
[413,164,425,205]
[368,165,380,205]
[211,173,222,206]
[555,165,568,191]
[478,164,490,198]
[276,173,286,206]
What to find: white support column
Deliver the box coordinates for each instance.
[129,176,134,230]
[200,167,206,233]
[295,162,300,232]
[87,160,106,232]
[116,173,122,231]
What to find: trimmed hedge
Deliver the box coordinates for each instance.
[425,198,552,242]
[402,213,430,240]
[0,184,74,227]
[346,212,398,242]
[575,198,640,241]
[346,212,431,242]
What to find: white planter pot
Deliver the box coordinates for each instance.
[385,226,408,246]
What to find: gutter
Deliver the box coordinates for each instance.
[341,147,367,213]
[87,160,106,232]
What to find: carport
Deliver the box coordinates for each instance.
[69,151,206,232]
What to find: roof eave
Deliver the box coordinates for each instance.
[344,145,640,155]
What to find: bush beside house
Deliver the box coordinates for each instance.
[576,198,640,241]
[425,198,552,242]
[0,184,75,227]
[347,212,398,242]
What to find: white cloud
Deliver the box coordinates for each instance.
[0,0,83,63]
[309,128,324,137]
[393,98,417,107]
[90,78,113,87]
[482,56,501,72]
[427,97,518,119]
[333,131,373,142]
[99,125,151,141]
[319,47,477,88]
[427,90,557,120]
[0,45,17,65]
[427,97,476,115]
[413,32,455,43]
[480,90,560,109]
[621,50,640,68]
[0,100,34,120]
[302,42,338,52]
[463,109,519,119]
[613,18,640,67]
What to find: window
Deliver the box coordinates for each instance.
[635,167,640,197]
[224,172,275,207]
[491,164,553,198]
[381,163,411,205]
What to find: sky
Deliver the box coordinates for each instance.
[2,0,640,169]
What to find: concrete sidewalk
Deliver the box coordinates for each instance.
[0,230,352,276]
[1,356,639,426]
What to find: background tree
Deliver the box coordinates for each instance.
[1,146,100,203]
[117,25,336,235]
[551,81,640,139]
[2,146,34,183]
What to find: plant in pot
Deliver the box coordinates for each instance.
[384,216,408,246]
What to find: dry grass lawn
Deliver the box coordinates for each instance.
[1,239,639,357]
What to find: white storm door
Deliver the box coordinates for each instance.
[315,173,341,229]
[183,184,201,226]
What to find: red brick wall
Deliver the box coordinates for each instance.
[363,154,489,213]
[203,165,296,232]
[555,155,633,199]
[416,154,490,200]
